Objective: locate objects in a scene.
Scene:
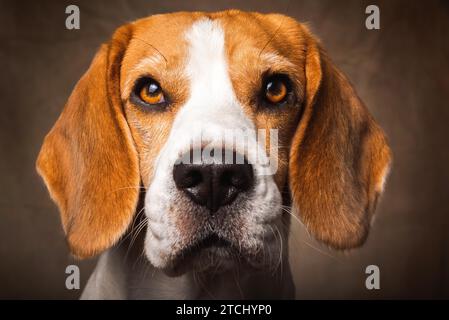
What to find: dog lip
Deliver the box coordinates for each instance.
[197,233,231,249]
[179,233,232,258]
[163,234,232,276]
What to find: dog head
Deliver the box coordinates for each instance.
[36,11,391,275]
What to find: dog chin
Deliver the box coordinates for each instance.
[146,232,280,277]
[161,233,281,277]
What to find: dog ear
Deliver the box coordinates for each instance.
[289,31,392,249]
[36,24,140,258]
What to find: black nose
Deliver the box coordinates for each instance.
[173,156,254,214]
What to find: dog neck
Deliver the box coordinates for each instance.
[80,228,294,299]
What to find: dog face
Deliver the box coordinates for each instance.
[36,11,391,275]
[124,13,305,273]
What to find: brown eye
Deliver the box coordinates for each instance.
[264,75,289,104]
[138,79,165,105]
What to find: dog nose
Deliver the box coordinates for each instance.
[173,158,254,213]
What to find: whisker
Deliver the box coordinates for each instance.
[257,0,292,60]
[232,265,245,299]
[195,269,216,299]
[281,206,340,261]
[108,185,146,196]
[124,214,148,263]
[274,224,284,279]
[267,224,279,275]
[281,205,309,232]
[129,217,148,250]
[116,206,146,248]
[132,239,150,272]
[133,37,168,65]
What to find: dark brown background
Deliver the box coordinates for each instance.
[0,0,448,299]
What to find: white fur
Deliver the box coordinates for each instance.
[377,163,391,193]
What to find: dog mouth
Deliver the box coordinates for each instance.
[164,234,235,276]
[193,233,231,249]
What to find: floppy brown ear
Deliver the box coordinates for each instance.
[289,32,392,249]
[36,24,140,258]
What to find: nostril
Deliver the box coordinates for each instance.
[183,169,203,189]
[173,164,205,189]
[230,175,248,189]
[220,166,253,190]
[214,164,254,209]
[173,164,212,209]
[219,169,234,187]
[234,167,253,190]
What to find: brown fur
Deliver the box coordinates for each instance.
[36,25,140,258]
[288,30,392,249]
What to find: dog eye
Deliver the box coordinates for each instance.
[132,77,166,108]
[263,75,290,105]
[138,79,165,105]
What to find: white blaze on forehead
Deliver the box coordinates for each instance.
[173,18,251,132]
[185,19,230,102]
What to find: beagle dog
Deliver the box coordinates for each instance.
[36,10,391,299]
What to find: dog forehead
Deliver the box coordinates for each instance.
[122,11,303,73]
